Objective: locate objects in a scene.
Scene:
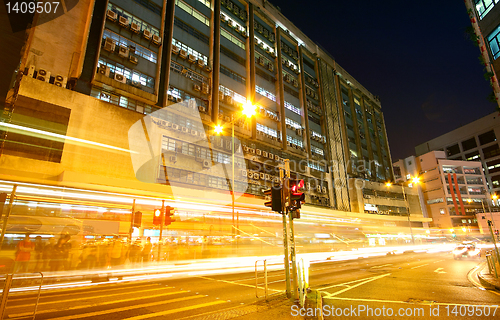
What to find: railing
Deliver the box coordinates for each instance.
[0,272,44,319]
[296,259,308,307]
[485,251,498,279]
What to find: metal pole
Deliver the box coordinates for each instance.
[264,259,268,300]
[289,208,298,301]
[158,200,165,261]
[0,185,17,248]
[402,185,415,245]
[129,199,136,245]
[0,274,13,319]
[280,167,291,297]
[487,220,500,266]
[232,123,235,243]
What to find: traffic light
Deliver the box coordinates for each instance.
[288,179,305,210]
[495,229,499,236]
[264,185,282,213]
[153,208,162,225]
[291,209,301,219]
[133,211,142,228]
[164,206,176,226]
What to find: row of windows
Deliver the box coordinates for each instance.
[174,18,209,45]
[285,117,301,129]
[221,27,245,50]
[172,38,208,65]
[221,45,245,66]
[311,146,324,156]
[219,85,246,103]
[91,86,157,115]
[167,86,208,109]
[284,101,300,115]
[162,136,236,165]
[287,135,303,148]
[152,109,205,132]
[103,29,158,63]
[256,123,278,137]
[220,65,246,85]
[175,0,210,27]
[99,57,155,89]
[476,0,498,20]
[108,2,160,36]
[256,86,276,102]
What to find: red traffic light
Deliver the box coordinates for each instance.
[153,208,162,225]
[290,179,304,195]
[164,206,176,226]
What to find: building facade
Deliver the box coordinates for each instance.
[0,0,416,244]
[394,151,489,234]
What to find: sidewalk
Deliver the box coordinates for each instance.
[477,262,500,291]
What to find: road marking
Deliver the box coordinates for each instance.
[467,264,500,297]
[411,263,429,269]
[39,294,205,320]
[324,296,500,307]
[8,286,172,309]
[433,259,444,263]
[197,276,282,292]
[317,275,385,291]
[124,300,227,320]
[322,273,391,298]
[8,290,189,318]
[370,264,392,269]
[434,268,446,274]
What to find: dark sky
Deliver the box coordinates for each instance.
[267,0,496,161]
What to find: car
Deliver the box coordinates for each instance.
[452,243,481,260]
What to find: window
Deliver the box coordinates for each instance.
[108,3,160,37]
[256,123,278,137]
[285,118,301,129]
[221,28,245,50]
[103,30,158,63]
[220,65,246,85]
[465,150,480,161]
[172,38,208,65]
[286,135,303,147]
[482,143,500,159]
[478,130,496,145]
[175,0,210,26]
[284,101,301,115]
[255,86,276,102]
[91,86,157,114]
[446,144,460,157]
[462,137,477,151]
[99,58,155,89]
[476,0,496,20]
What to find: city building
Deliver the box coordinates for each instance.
[394,151,490,235]
[464,0,500,107]
[0,0,424,245]
[415,112,500,198]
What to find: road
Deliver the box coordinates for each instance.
[2,251,498,319]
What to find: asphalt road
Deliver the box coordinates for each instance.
[2,251,498,319]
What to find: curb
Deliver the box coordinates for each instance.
[477,263,500,291]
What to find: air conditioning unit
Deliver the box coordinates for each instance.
[103,38,115,52]
[249,148,255,154]
[322,187,327,194]
[188,99,196,109]
[243,146,249,152]
[316,185,322,193]
[225,95,233,105]
[256,149,262,156]
[130,22,140,33]
[197,59,205,68]
[268,153,274,159]
[286,124,292,129]
[257,57,265,66]
[54,75,67,88]
[265,174,270,180]
[296,129,302,136]
[260,173,265,180]
[188,54,196,63]
[36,68,50,82]
[172,45,180,55]
[170,156,177,162]
[118,16,129,27]
[292,79,298,88]
[224,116,230,122]
[306,182,311,190]
[275,156,280,162]
[205,65,212,72]
[179,50,188,59]
[98,64,110,77]
[201,83,209,94]
[152,35,161,45]
[143,29,152,40]
[194,84,201,92]
[114,73,127,83]
[241,170,247,177]
[191,130,198,137]
[106,10,117,21]
[26,65,36,78]
[118,45,129,58]
[132,80,141,87]
[172,124,180,130]
[202,159,211,168]
[129,55,138,64]
[225,140,232,150]
[274,177,280,182]
[262,151,268,158]
[198,106,206,112]
[267,63,274,72]
[181,127,189,134]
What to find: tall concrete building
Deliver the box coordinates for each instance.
[0,0,423,244]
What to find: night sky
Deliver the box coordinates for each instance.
[267,0,496,161]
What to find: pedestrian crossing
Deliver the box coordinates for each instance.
[4,282,231,319]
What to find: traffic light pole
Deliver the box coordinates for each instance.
[158,200,165,262]
[280,167,291,298]
[487,220,500,265]
[128,199,136,245]
[289,207,298,300]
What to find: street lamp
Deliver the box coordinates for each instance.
[386,178,418,245]
[214,100,257,242]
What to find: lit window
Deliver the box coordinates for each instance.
[476,0,496,20]
[488,23,500,59]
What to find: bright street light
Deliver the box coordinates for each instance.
[214,124,223,135]
[242,100,257,118]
